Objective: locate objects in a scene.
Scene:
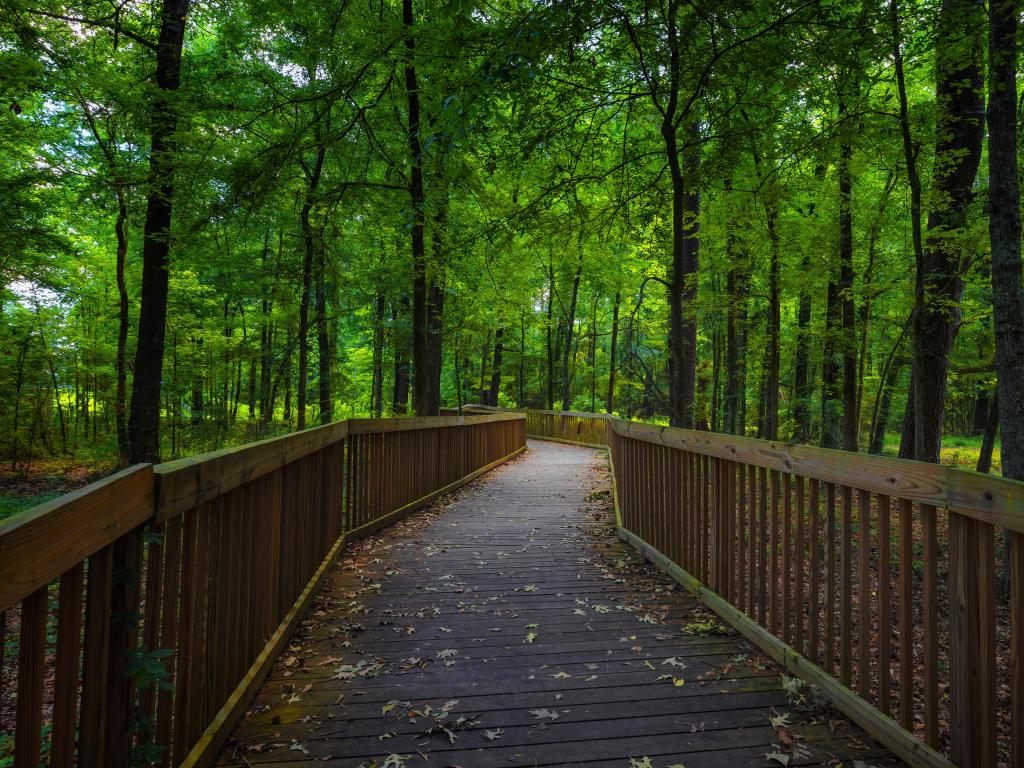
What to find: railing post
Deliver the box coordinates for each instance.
[105,527,144,768]
[948,511,996,766]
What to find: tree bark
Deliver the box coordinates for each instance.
[392,296,410,414]
[405,0,443,416]
[665,118,700,428]
[989,0,1024,483]
[371,292,386,417]
[126,0,191,464]
[793,255,812,442]
[297,144,326,431]
[911,0,984,463]
[560,254,583,411]
[989,0,1023,601]
[756,151,781,441]
[838,100,858,452]
[606,291,620,414]
[517,312,526,407]
[821,277,842,449]
[489,327,504,406]
[546,256,556,409]
[315,240,331,425]
[114,194,129,464]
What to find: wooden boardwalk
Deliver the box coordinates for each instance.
[216,440,900,768]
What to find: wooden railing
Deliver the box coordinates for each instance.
[0,413,526,768]
[456,404,608,447]
[469,405,1022,768]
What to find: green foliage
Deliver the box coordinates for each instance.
[0,0,1011,488]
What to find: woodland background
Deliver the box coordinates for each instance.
[0,0,1021,516]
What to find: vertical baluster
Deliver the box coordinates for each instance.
[840,486,853,687]
[921,503,939,747]
[15,587,48,768]
[825,483,836,676]
[737,463,747,613]
[139,524,164,729]
[726,460,736,602]
[767,470,778,633]
[809,480,821,665]
[948,511,995,766]
[757,467,768,626]
[671,449,682,566]
[0,611,6,702]
[877,494,891,718]
[657,445,667,554]
[795,476,806,655]
[747,465,757,618]
[52,564,84,768]
[782,473,792,644]
[81,546,113,768]
[703,455,711,584]
[858,490,871,699]
[154,514,181,766]
[171,513,195,765]
[1012,530,1024,768]
[898,497,914,731]
[187,508,213,751]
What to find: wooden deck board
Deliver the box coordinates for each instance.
[216,439,902,768]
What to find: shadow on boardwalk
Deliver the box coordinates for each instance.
[216,439,902,768]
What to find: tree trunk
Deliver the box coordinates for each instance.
[764,170,781,441]
[870,355,905,455]
[392,296,410,414]
[976,392,1000,474]
[606,291,620,414]
[793,256,812,442]
[989,0,1023,601]
[479,332,490,404]
[489,327,504,406]
[665,118,700,428]
[989,0,1024,482]
[821,277,842,449]
[297,145,326,431]
[372,292,386,417]
[114,193,129,464]
[838,102,858,452]
[405,0,443,416]
[546,255,556,409]
[126,0,191,464]
[890,0,927,460]
[911,0,984,463]
[517,312,526,407]
[560,255,582,411]
[315,241,331,425]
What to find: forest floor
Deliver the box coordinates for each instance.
[0,457,116,521]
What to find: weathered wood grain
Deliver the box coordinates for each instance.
[213,440,899,768]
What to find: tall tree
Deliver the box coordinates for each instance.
[910,0,984,463]
[127,0,191,463]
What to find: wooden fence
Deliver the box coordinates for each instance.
[0,413,525,768]
[496,406,1020,768]
[457,405,608,447]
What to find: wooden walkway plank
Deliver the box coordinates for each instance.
[216,440,902,768]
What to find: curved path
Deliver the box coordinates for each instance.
[216,439,900,768]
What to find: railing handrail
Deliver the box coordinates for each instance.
[464,405,1024,533]
[607,416,1024,533]
[0,412,525,594]
[0,464,154,610]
